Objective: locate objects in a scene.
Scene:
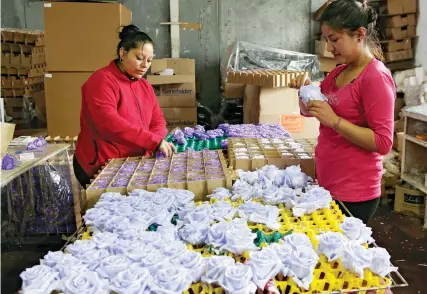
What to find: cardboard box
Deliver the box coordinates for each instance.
[385,26,416,40]
[162,107,197,131]
[315,40,334,58]
[243,84,320,139]
[147,59,196,108]
[44,2,131,71]
[394,185,426,218]
[381,0,417,15]
[44,72,92,136]
[386,49,413,62]
[383,39,412,52]
[223,83,245,99]
[407,14,417,26]
[394,97,405,120]
[318,56,338,73]
[393,131,404,152]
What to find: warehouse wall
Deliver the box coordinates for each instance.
[1,0,318,111]
[416,0,427,69]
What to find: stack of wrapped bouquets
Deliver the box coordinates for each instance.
[19,166,398,294]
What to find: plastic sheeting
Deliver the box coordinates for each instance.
[1,148,82,244]
[197,98,244,130]
[221,41,322,84]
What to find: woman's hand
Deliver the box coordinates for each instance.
[307,101,340,128]
[159,140,176,157]
[290,73,311,115]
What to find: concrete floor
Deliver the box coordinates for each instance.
[2,203,426,293]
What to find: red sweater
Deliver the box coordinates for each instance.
[75,60,166,177]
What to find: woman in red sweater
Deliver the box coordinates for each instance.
[74,25,175,187]
[291,0,395,223]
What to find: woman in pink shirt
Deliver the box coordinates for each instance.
[291,0,395,224]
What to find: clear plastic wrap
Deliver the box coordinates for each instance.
[221,41,322,84]
[196,98,244,130]
[1,148,83,245]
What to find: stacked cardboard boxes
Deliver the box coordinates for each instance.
[147,59,197,131]
[43,1,131,136]
[1,29,46,127]
[380,0,417,63]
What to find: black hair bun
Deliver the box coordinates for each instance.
[366,6,377,23]
[119,25,140,40]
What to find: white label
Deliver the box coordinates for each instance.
[45,73,52,78]
[19,152,35,161]
[44,3,52,7]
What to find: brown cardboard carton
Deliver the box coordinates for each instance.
[407,26,416,38]
[147,59,196,108]
[383,39,412,52]
[394,185,425,218]
[385,15,408,27]
[385,27,408,40]
[315,40,334,58]
[44,2,131,71]
[403,0,417,14]
[44,72,92,136]
[407,14,417,26]
[162,107,197,131]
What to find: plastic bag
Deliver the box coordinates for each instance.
[299,85,328,106]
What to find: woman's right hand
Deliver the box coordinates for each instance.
[158,140,176,157]
[290,73,312,116]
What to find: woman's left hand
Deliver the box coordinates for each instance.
[307,101,340,128]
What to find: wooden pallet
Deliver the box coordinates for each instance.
[227,70,310,88]
[1,28,44,46]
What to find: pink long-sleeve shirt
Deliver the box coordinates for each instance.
[315,58,395,202]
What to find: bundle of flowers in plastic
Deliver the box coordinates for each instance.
[1,154,20,170]
[26,136,48,151]
[299,84,328,106]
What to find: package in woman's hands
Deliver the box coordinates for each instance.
[299,85,328,106]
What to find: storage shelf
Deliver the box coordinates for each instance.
[405,135,427,149]
[401,173,427,194]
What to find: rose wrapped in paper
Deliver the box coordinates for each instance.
[20,264,59,294]
[202,256,235,284]
[160,240,188,261]
[269,243,293,276]
[287,187,332,217]
[283,233,313,250]
[340,217,374,244]
[317,232,347,262]
[110,266,152,294]
[150,265,193,294]
[283,165,311,189]
[246,247,283,289]
[207,187,232,200]
[59,271,109,294]
[104,216,131,234]
[218,263,257,294]
[341,241,373,278]
[157,223,180,242]
[172,251,206,283]
[179,203,214,225]
[231,179,256,201]
[96,255,131,279]
[288,246,319,290]
[207,221,229,248]
[368,247,398,278]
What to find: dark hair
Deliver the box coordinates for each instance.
[319,0,384,61]
[117,25,154,58]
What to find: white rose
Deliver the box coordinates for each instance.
[172,251,206,283]
[231,180,256,201]
[289,187,332,217]
[160,241,188,261]
[134,231,163,247]
[110,238,140,255]
[267,243,293,276]
[202,256,235,284]
[221,223,257,255]
[207,221,228,248]
[99,192,122,202]
[179,222,209,245]
[54,255,88,279]
[20,265,58,294]
[218,263,257,294]
[288,247,319,290]
[79,249,110,271]
[317,232,347,262]
[92,232,119,250]
[150,206,175,226]
[60,271,109,294]
[138,246,169,275]
[211,201,236,221]
[340,217,374,244]
[341,241,373,278]
[157,188,194,205]
[157,223,180,242]
[150,266,193,294]
[96,255,131,279]
[110,266,152,294]
[181,204,213,225]
[283,233,313,250]
[238,201,281,230]
[83,208,109,226]
[104,216,130,233]
[66,240,97,258]
[247,247,283,289]
[368,247,398,278]
[152,192,175,210]
[41,251,66,268]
